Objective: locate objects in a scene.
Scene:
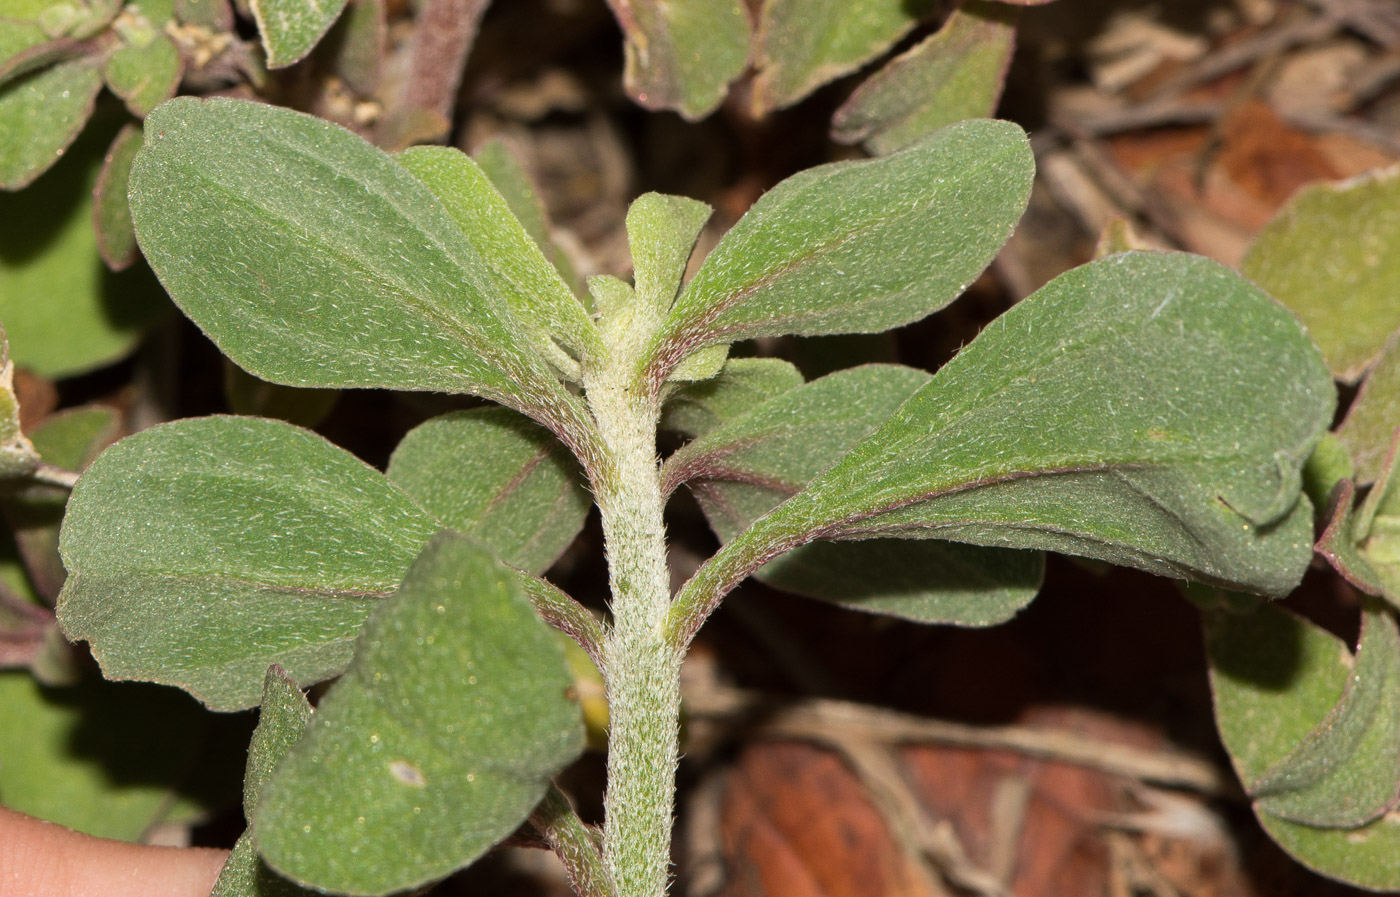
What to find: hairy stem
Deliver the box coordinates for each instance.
[531,785,617,897]
[586,352,680,897]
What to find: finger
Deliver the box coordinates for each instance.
[0,806,228,897]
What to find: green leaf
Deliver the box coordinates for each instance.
[395,144,599,369]
[669,364,1041,624]
[250,0,349,67]
[1302,431,1353,520]
[0,671,211,840]
[1206,603,1400,890]
[0,56,101,190]
[661,356,804,438]
[1248,601,1400,827]
[255,532,585,896]
[1338,333,1400,483]
[387,408,590,574]
[1241,165,1400,382]
[318,0,381,95]
[212,666,317,897]
[756,540,1042,626]
[57,416,444,711]
[605,0,750,120]
[244,665,312,819]
[103,32,182,117]
[472,139,550,255]
[93,123,142,271]
[680,252,1336,635]
[1348,432,1400,604]
[1257,812,1400,892]
[0,117,170,376]
[1316,479,1387,599]
[212,837,315,897]
[753,0,936,113]
[1206,603,1351,787]
[831,1,1018,155]
[129,98,593,446]
[648,119,1033,382]
[626,191,712,310]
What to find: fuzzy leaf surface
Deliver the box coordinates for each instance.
[661,357,805,439]
[1338,334,1400,484]
[1248,601,1400,827]
[250,0,349,67]
[1207,603,1400,890]
[753,0,935,113]
[396,145,597,364]
[472,140,560,274]
[212,666,317,897]
[103,32,181,117]
[709,252,1335,604]
[93,123,142,270]
[831,1,1017,154]
[255,532,585,896]
[57,416,442,711]
[627,191,712,310]
[1241,165,1400,381]
[0,57,101,189]
[672,364,1042,624]
[606,0,750,119]
[129,99,587,439]
[650,120,1032,380]
[387,408,590,574]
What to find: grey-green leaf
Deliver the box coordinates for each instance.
[387,408,590,574]
[1206,602,1400,890]
[244,665,312,819]
[605,0,750,120]
[103,32,182,117]
[831,1,1017,155]
[1241,165,1400,382]
[93,123,142,270]
[1338,334,1400,484]
[671,364,1042,624]
[661,357,805,439]
[686,252,1335,626]
[1250,601,1400,827]
[0,56,101,189]
[473,140,549,249]
[129,98,592,446]
[254,532,585,896]
[212,666,316,897]
[752,0,934,114]
[626,191,712,310]
[648,119,1033,382]
[250,0,349,67]
[57,416,443,711]
[396,145,598,368]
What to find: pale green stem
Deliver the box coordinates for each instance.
[586,367,680,897]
